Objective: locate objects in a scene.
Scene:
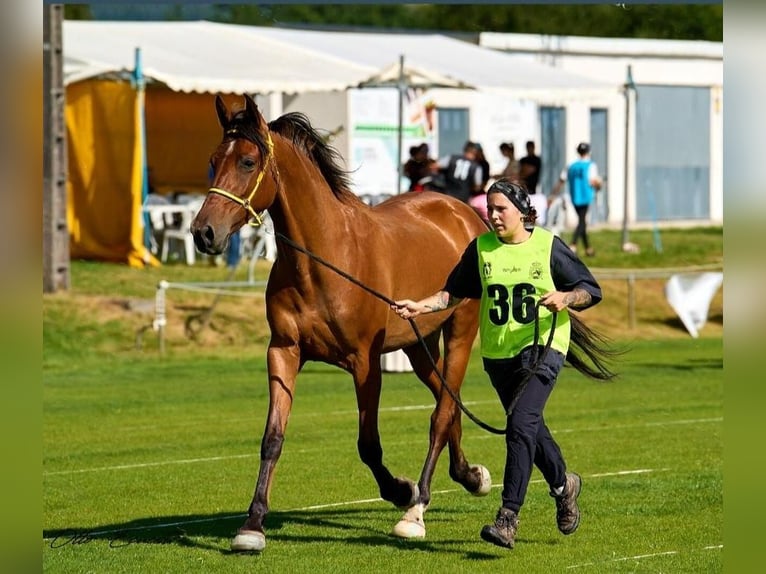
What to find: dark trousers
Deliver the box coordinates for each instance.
[571,204,590,250]
[484,347,567,513]
[226,230,242,268]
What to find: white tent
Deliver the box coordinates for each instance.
[63,20,609,96]
[62,20,381,93]
[241,26,611,96]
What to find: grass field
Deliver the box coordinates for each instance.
[43,227,723,572]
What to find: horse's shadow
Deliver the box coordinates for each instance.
[43,507,508,559]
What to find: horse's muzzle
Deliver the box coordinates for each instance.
[191,224,225,255]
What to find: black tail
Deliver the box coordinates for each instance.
[566,313,622,381]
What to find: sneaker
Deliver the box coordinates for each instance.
[568,244,578,253]
[551,472,582,535]
[480,507,519,549]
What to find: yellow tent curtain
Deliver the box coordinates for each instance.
[66,79,158,267]
[65,81,229,266]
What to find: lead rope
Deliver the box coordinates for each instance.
[274,231,557,435]
[205,130,553,433]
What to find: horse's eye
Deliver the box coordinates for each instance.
[240,157,257,170]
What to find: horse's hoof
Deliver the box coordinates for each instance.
[391,518,426,539]
[470,464,492,497]
[391,503,426,539]
[231,530,266,552]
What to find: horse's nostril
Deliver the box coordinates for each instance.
[203,224,215,244]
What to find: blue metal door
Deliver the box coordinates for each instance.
[437,108,469,158]
[635,85,710,221]
[540,106,566,197]
[590,108,609,224]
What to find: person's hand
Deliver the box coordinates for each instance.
[391,299,422,320]
[538,291,569,312]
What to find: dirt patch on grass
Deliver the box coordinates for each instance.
[45,275,722,361]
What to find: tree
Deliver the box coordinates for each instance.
[64,4,723,42]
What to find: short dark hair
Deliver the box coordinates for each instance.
[577,142,591,155]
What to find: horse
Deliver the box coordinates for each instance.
[191,94,492,552]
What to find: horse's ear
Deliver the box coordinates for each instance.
[243,93,262,127]
[215,95,229,128]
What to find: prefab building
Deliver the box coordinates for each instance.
[480,32,723,227]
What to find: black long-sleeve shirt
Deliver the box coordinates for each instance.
[444,232,602,309]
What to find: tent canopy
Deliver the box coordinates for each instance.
[63,20,608,94]
[245,26,610,92]
[63,20,380,93]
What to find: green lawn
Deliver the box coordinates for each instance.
[43,338,722,573]
[43,226,723,572]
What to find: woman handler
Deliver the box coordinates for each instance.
[391,179,611,549]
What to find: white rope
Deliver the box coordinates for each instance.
[161,281,268,298]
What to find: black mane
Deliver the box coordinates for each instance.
[268,112,354,198]
[222,108,356,201]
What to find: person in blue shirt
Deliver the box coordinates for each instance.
[550,143,602,257]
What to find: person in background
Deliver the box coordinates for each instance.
[437,141,484,204]
[474,143,491,191]
[469,143,491,223]
[493,142,520,181]
[413,158,445,193]
[390,179,615,550]
[549,142,602,257]
[519,140,542,195]
[404,143,432,192]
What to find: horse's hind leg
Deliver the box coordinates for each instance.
[352,354,419,510]
[231,344,301,553]
[392,307,490,538]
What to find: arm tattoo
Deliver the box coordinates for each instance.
[563,288,592,309]
[425,291,453,312]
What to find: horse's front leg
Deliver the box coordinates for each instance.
[352,356,419,511]
[231,344,300,552]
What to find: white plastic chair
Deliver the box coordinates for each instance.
[143,194,171,256]
[160,195,204,266]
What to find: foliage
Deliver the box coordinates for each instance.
[410,4,722,41]
[67,4,723,42]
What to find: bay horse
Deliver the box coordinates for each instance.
[191,94,492,552]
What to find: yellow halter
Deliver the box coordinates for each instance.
[207,130,275,227]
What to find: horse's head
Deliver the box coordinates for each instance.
[191,94,279,255]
